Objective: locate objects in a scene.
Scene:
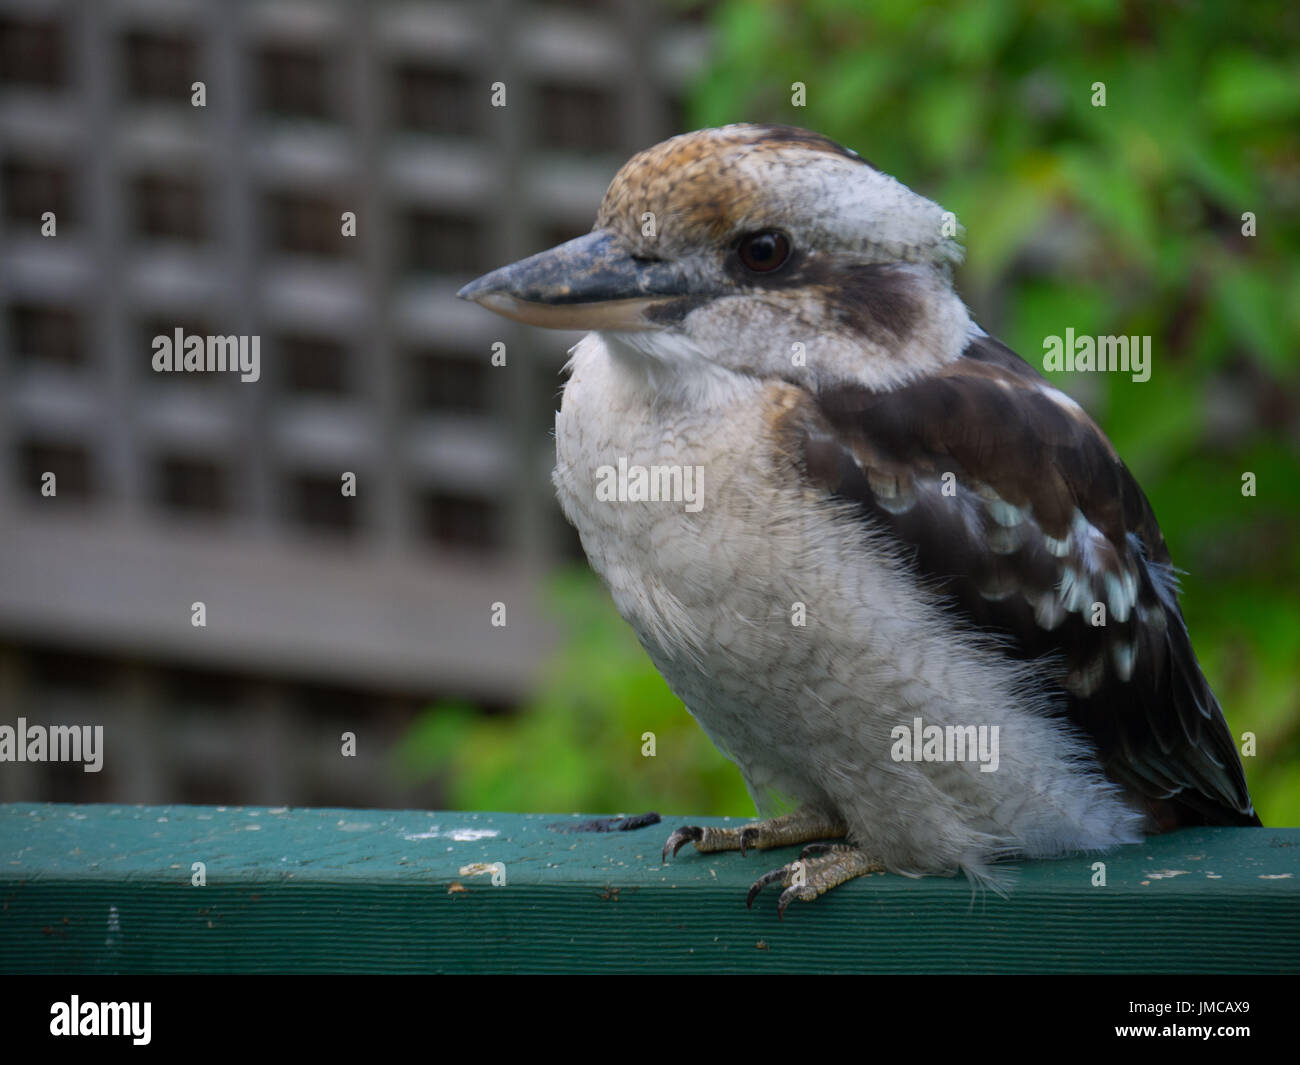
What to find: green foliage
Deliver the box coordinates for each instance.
[394,568,753,817]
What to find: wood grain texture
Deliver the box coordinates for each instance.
[1,803,1296,974]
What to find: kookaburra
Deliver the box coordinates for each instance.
[459,124,1259,914]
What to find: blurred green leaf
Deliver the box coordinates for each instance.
[1207,52,1300,125]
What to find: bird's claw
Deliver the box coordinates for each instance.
[746,861,817,919]
[662,810,849,864]
[746,845,884,918]
[662,825,703,861]
[745,865,789,909]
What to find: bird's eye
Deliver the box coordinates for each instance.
[736,230,791,273]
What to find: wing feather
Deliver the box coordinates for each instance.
[791,332,1259,828]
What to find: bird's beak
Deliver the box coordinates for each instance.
[456,229,694,330]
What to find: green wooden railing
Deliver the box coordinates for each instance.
[1,803,1296,973]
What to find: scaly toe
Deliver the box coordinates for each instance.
[747,845,884,916]
[777,882,817,919]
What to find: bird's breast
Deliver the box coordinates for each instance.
[553,332,784,657]
[551,332,909,782]
[554,336,803,786]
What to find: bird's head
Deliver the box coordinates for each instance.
[458,124,974,390]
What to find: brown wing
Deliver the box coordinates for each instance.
[791,332,1259,828]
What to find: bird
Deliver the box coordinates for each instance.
[457,123,1260,916]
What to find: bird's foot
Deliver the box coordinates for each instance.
[662,808,846,861]
[747,843,883,918]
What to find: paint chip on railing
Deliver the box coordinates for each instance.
[403,825,500,842]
